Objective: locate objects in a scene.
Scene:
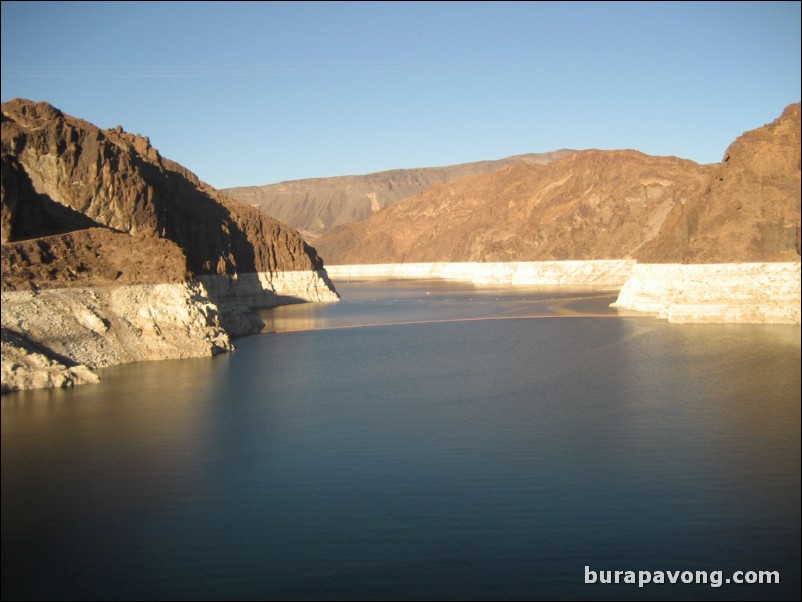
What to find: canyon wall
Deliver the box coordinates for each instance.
[326,260,635,287]
[326,260,801,324]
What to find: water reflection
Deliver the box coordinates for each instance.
[1,355,229,518]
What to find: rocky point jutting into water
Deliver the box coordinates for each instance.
[1,99,338,393]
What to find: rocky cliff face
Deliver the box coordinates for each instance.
[613,262,801,323]
[222,150,575,240]
[314,104,800,266]
[1,99,338,393]
[2,99,332,277]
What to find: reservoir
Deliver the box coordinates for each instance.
[2,279,800,600]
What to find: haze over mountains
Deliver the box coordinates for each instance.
[314,104,800,265]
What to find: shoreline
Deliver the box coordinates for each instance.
[325,260,636,287]
[325,261,801,324]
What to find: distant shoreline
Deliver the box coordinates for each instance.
[325,260,635,287]
[324,261,801,324]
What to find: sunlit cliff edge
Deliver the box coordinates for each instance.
[1,99,338,393]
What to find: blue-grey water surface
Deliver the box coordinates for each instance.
[2,279,800,600]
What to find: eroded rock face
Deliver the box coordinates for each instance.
[1,328,99,394]
[638,104,801,262]
[1,281,233,393]
[613,262,801,323]
[1,227,189,291]
[315,150,713,264]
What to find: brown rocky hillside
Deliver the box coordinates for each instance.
[315,104,800,265]
[637,103,801,262]
[1,99,328,291]
[222,150,575,240]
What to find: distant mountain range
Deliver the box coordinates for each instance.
[312,103,800,264]
[222,150,575,240]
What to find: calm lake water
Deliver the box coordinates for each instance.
[2,279,800,601]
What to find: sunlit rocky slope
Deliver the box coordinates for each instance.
[315,104,800,265]
[222,150,575,241]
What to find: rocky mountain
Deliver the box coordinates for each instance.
[222,150,575,240]
[1,99,338,393]
[315,104,800,265]
[637,103,801,262]
[315,151,713,263]
[2,99,334,281]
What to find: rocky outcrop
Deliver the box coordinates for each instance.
[1,99,338,393]
[198,270,340,335]
[1,281,232,393]
[1,328,99,394]
[1,99,335,279]
[222,151,575,240]
[638,104,801,262]
[613,263,801,323]
[1,227,189,291]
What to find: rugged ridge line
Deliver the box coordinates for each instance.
[315,150,714,264]
[1,99,339,393]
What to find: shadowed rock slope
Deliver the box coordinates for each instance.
[222,150,575,240]
[1,99,338,393]
[1,99,335,284]
[315,104,800,265]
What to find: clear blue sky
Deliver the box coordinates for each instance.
[2,1,800,189]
